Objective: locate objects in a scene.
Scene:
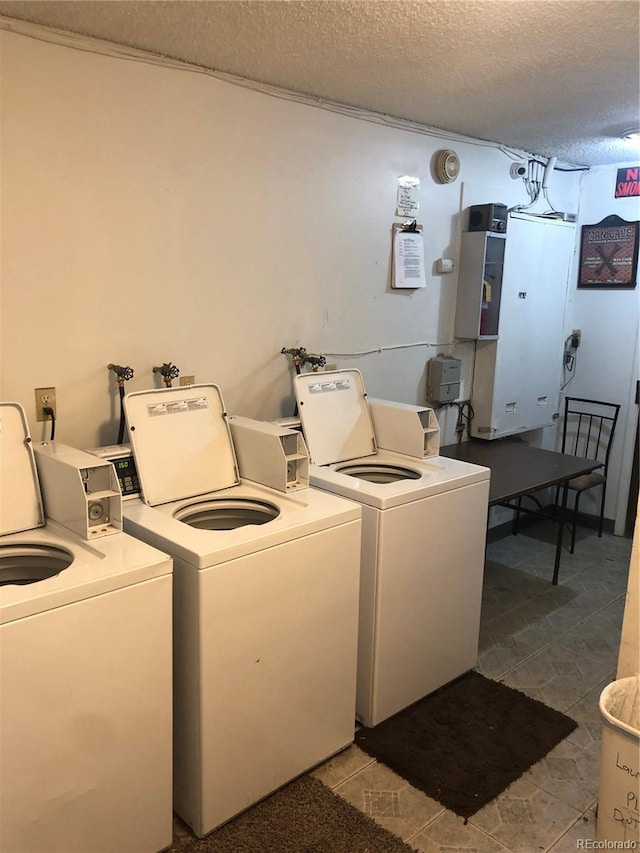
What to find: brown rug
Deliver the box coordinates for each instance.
[171,775,418,852]
[355,670,578,819]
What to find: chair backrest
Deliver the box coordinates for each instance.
[561,397,621,473]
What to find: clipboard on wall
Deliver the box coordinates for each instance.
[392,220,426,288]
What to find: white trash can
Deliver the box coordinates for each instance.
[596,675,640,844]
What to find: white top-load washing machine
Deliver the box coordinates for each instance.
[119,384,361,838]
[294,370,491,728]
[0,403,173,853]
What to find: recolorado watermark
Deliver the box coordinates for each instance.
[576,842,638,850]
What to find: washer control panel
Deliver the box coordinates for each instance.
[86,445,141,500]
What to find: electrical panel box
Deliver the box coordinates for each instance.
[455,231,506,339]
[426,354,462,403]
[229,415,309,492]
[32,442,122,538]
[367,398,440,458]
[86,443,140,500]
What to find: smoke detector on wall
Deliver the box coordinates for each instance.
[434,150,461,184]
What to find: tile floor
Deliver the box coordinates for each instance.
[310,520,633,853]
[170,520,633,852]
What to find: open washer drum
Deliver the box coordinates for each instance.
[293,368,488,511]
[294,371,491,727]
[0,403,74,586]
[125,385,281,529]
[0,403,174,853]
[122,384,363,838]
[294,369,423,481]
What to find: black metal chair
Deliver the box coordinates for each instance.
[557,396,621,553]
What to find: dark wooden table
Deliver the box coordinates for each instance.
[440,438,603,584]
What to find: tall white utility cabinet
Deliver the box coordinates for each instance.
[455,212,575,439]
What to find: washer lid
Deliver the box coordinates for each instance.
[124,385,239,506]
[294,369,377,466]
[0,402,44,535]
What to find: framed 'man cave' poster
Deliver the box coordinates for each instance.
[578,215,639,289]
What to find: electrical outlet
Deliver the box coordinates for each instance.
[179,375,195,386]
[35,387,56,422]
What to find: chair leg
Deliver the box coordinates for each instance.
[571,491,581,554]
[598,484,607,538]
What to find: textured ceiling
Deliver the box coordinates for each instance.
[1,0,639,167]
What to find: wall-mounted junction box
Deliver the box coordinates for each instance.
[32,442,122,538]
[426,354,462,403]
[229,416,309,492]
[368,398,440,459]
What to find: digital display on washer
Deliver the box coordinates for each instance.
[109,454,140,497]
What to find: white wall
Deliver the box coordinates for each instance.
[562,166,640,532]
[0,25,591,468]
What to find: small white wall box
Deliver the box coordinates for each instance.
[367,399,440,458]
[435,258,455,274]
[427,354,462,403]
[32,442,122,538]
[229,416,309,492]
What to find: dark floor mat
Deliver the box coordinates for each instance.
[355,670,578,818]
[171,775,418,852]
